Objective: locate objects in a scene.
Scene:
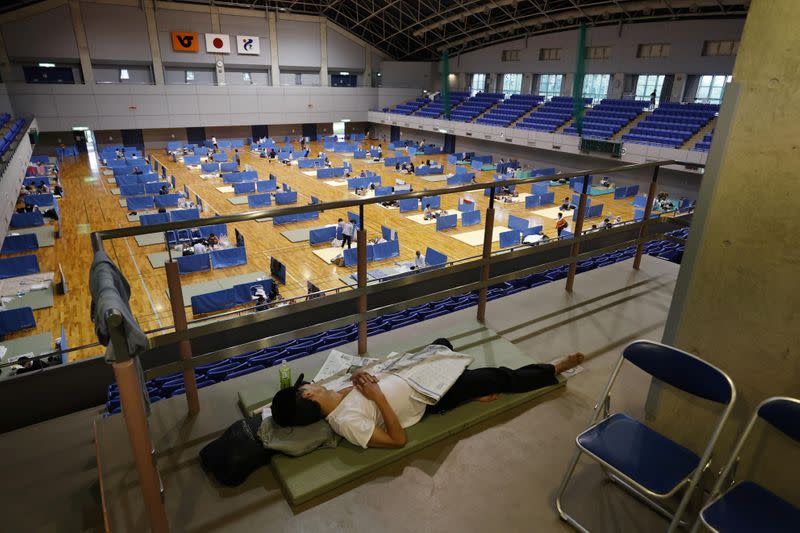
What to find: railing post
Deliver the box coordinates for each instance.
[565,175,590,292]
[164,261,200,415]
[477,187,496,323]
[356,204,368,354]
[633,166,660,269]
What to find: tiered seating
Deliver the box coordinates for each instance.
[389,98,429,116]
[414,92,471,118]
[0,115,25,158]
[448,92,505,122]
[105,227,689,414]
[563,99,647,138]
[622,102,718,148]
[515,96,592,132]
[694,130,714,151]
[476,94,544,127]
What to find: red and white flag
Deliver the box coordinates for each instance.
[205,33,231,54]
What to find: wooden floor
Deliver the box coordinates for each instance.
[13,141,647,361]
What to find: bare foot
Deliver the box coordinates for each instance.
[553,352,585,374]
[477,394,498,402]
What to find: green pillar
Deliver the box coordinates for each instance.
[571,24,586,134]
[441,50,451,119]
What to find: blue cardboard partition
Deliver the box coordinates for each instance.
[201,163,219,173]
[380,225,397,241]
[447,173,474,186]
[347,211,361,226]
[627,184,640,197]
[145,182,167,194]
[213,153,228,162]
[1,233,39,254]
[247,193,272,208]
[232,280,272,305]
[499,230,521,248]
[470,159,484,171]
[435,214,458,231]
[211,247,247,269]
[10,212,44,228]
[191,288,236,315]
[233,182,256,195]
[155,194,180,208]
[223,172,242,183]
[375,186,393,197]
[632,194,648,208]
[115,175,138,186]
[532,182,550,195]
[170,208,200,222]
[523,225,544,237]
[275,191,297,205]
[273,211,319,225]
[309,226,337,245]
[634,209,644,221]
[23,177,50,187]
[343,247,358,267]
[455,165,467,175]
[220,162,237,173]
[200,224,227,238]
[507,214,529,232]
[458,201,476,212]
[525,195,540,209]
[317,168,335,179]
[127,196,155,211]
[178,253,211,274]
[421,195,441,209]
[240,170,258,181]
[461,209,481,227]
[372,241,394,261]
[0,254,40,279]
[353,150,366,159]
[310,196,319,205]
[370,149,381,158]
[30,155,50,164]
[614,187,628,200]
[532,167,556,177]
[183,155,201,165]
[572,194,591,207]
[0,307,36,336]
[24,193,55,207]
[139,213,170,226]
[425,247,448,267]
[473,155,492,164]
[398,198,418,212]
[139,173,159,183]
[256,180,277,192]
[120,184,145,196]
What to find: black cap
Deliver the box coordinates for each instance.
[270,373,322,427]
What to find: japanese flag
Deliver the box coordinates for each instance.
[205,33,231,54]
[237,35,260,55]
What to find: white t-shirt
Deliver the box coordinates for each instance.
[326,374,426,448]
[342,223,355,237]
[414,255,426,269]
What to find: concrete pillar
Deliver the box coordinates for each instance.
[522,73,534,95]
[671,73,687,102]
[364,47,371,87]
[268,12,280,86]
[609,72,624,99]
[68,0,93,85]
[210,10,225,86]
[320,23,328,87]
[654,0,800,494]
[142,0,165,85]
[562,73,573,96]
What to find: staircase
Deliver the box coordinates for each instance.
[554,119,573,134]
[680,117,718,149]
[611,110,650,141]
[471,100,504,123]
[510,103,543,127]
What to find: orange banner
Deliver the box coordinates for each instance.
[172,32,199,52]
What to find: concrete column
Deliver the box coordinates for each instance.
[364,47,372,87]
[522,73,533,94]
[142,0,164,86]
[609,72,624,99]
[562,73,573,96]
[653,0,800,493]
[320,22,328,87]
[68,0,93,85]
[0,29,14,86]
[671,73,687,102]
[487,73,497,93]
[268,12,280,87]
[210,10,225,86]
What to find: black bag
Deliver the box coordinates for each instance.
[199,415,276,487]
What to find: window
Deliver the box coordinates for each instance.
[295,73,302,85]
[538,74,563,98]
[637,43,671,58]
[331,74,357,87]
[582,74,610,102]
[586,46,610,60]
[635,74,665,104]
[470,73,486,93]
[242,72,251,83]
[23,65,75,84]
[539,48,561,61]
[695,75,732,104]
[501,73,523,97]
[703,40,739,56]
[119,68,130,81]
[185,70,195,82]
[501,50,520,62]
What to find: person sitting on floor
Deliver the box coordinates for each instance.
[412,250,426,270]
[207,233,220,249]
[15,356,48,375]
[559,197,573,211]
[192,240,208,255]
[53,184,63,197]
[603,217,613,229]
[270,338,584,449]
[132,166,143,175]
[159,185,169,195]
[423,203,439,220]
[599,176,611,188]
[369,236,388,245]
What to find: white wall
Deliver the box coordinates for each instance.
[82,3,151,63]
[277,20,321,69]
[380,61,437,90]
[327,28,365,71]
[219,14,271,68]
[1,4,79,62]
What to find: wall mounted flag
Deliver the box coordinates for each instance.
[205,33,231,54]
[236,35,260,55]
[172,32,199,52]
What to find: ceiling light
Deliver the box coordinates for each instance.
[38,63,55,68]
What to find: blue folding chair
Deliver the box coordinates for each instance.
[694,396,800,533]
[556,340,736,532]
[176,229,192,244]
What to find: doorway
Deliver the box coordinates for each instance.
[332,121,346,141]
[72,127,94,153]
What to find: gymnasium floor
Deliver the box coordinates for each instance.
[9,140,648,360]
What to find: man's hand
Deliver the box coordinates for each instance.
[355,378,385,403]
[351,370,378,386]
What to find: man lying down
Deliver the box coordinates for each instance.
[200,338,583,486]
[271,338,583,449]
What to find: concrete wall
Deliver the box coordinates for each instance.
[0,118,34,249]
[82,3,151,63]
[0,84,13,114]
[379,61,437,90]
